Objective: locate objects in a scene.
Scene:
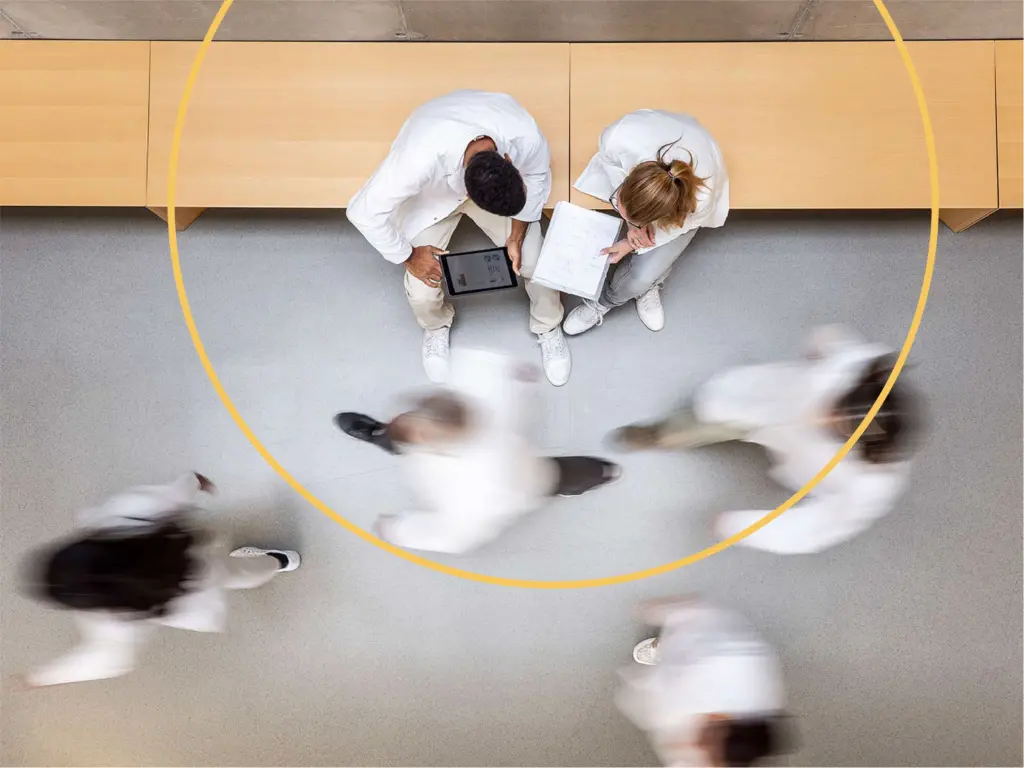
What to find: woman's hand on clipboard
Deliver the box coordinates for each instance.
[602,239,635,264]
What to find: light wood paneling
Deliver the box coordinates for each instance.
[996,40,1023,208]
[147,42,570,208]
[570,42,998,210]
[0,41,150,206]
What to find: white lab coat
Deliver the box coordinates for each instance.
[574,110,730,254]
[347,90,552,264]
[383,350,557,554]
[616,601,785,767]
[27,474,229,687]
[697,326,912,554]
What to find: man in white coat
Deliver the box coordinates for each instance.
[347,90,571,386]
[611,326,921,554]
[616,596,791,767]
[334,349,620,554]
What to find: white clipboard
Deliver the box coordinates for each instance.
[531,201,623,302]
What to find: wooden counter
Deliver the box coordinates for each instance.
[147,42,571,209]
[996,40,1023,208]
[569,42,998,212]
[0,41,150,206]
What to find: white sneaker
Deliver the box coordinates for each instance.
[563,301,608,336]
[632,637,660,665]
[636,286,665,331]
[230,546,301,572]
[537,327,571,386]
[422,327,450,383]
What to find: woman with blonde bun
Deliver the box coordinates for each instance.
[566,111,729,335]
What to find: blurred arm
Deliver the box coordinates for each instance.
[715,488,890,555]
[805,325,865,361]
[26,613,150,687]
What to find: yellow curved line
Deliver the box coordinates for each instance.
[166,0,937,589]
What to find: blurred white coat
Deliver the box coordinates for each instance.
[381,349,557,554]
[699,326,913,554]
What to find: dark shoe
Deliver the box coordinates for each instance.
[550,457,622,497]
[333,412,398,454]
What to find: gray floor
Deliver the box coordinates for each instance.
[1,207,1021,767]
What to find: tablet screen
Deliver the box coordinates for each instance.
[441,248,518,296]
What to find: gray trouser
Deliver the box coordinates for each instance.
[601,229,698,308]
[651,407,750,449]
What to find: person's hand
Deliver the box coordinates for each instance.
[626,224,656,250]
[194,473,216,494]
[405,245,446,288]
[7,674,37,692]
[601,239,634,264]
[506,237,522,275]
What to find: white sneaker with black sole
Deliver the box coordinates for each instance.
[230,546,301,572]
[635,285,665,331]
[422,326,451,384]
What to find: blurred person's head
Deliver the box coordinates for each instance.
[390,393,474,447]
[27,519,202,618]
[698,713,793,767]
[828,354,922,464]
[617,141,708,230]
[464,144,526,217]
[391,350,537,449]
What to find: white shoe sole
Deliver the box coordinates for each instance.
[230,547,301,572]
[633,638,659,665]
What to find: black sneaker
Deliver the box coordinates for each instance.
[550,457,622,497]
[333,412,398,454]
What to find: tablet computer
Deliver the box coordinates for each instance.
[440,247,519,297]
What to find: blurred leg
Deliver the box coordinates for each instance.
[222,554,280,589]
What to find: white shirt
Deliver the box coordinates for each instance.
[574,110,730,253]
[384,349,557,554]
[347,91,552,264]
[27,474,227,687]
[615,602,785,767]
[696,326,912,554]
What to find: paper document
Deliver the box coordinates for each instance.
[531,202,623,301]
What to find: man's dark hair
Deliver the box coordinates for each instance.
[464,151,526,217]
[721,715,790,767]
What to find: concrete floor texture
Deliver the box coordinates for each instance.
[0,208,1021,767]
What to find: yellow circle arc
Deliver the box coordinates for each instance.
[166,0,938,589]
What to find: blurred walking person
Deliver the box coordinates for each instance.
[335,348,620,554]
[616,596,792,767]
[611,325,922,554]
[21,473,300,686]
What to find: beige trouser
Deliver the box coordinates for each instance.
[405,201,564,335]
